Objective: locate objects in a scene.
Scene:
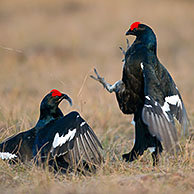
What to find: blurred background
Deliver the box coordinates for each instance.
[0,0,193,147]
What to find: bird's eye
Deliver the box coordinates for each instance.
[133,28,137,32]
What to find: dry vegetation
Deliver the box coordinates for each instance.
[0,0,194,193]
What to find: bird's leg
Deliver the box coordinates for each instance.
[151,141,163,166]
[123,115,147,163]
[122,150,139,162]
[90,68,125,93]
[151,151,159,166]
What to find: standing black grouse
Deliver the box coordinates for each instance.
[0,89,103,170]
[91,22,189,165]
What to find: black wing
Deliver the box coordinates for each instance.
[36,111,103,167]
[141,62,189,151]
[0,128,36,161]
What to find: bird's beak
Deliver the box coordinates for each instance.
[125,29,134,36]
[59,94,72,106]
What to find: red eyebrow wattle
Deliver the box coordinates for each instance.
[130,22,141,31]
[50,89,62,97]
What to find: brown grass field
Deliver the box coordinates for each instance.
[0,0,194,193]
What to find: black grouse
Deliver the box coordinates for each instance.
[91,22,189,165]
[0,89,103,171]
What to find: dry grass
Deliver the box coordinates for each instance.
[0,0,194,193]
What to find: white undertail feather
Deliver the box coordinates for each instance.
[0,152,17,160]
[148,147,156,153]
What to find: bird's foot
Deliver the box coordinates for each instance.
[91,68,125,93]
[151,150,161,166]
[90,68,114,93]
[90,68,106,87]
[122,152,137,162]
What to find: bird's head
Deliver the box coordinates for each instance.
[126,22,154,36]
[40,89,72,111]
[126,22,157,53]
[36,89,72,128]
[44,89,72,106]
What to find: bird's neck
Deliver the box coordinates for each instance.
[35,108,64,129]
[135,32,157,55]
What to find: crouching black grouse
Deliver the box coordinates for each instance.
[0,89,103,171]
[91,22,189,165]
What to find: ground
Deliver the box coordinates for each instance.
[0,0,193,193]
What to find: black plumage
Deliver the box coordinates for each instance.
[0,89,71,161]
[0,89,103,171]
[34,111,103,171]
[91,22,189,165]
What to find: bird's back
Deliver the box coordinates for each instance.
[33,111,78,155]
